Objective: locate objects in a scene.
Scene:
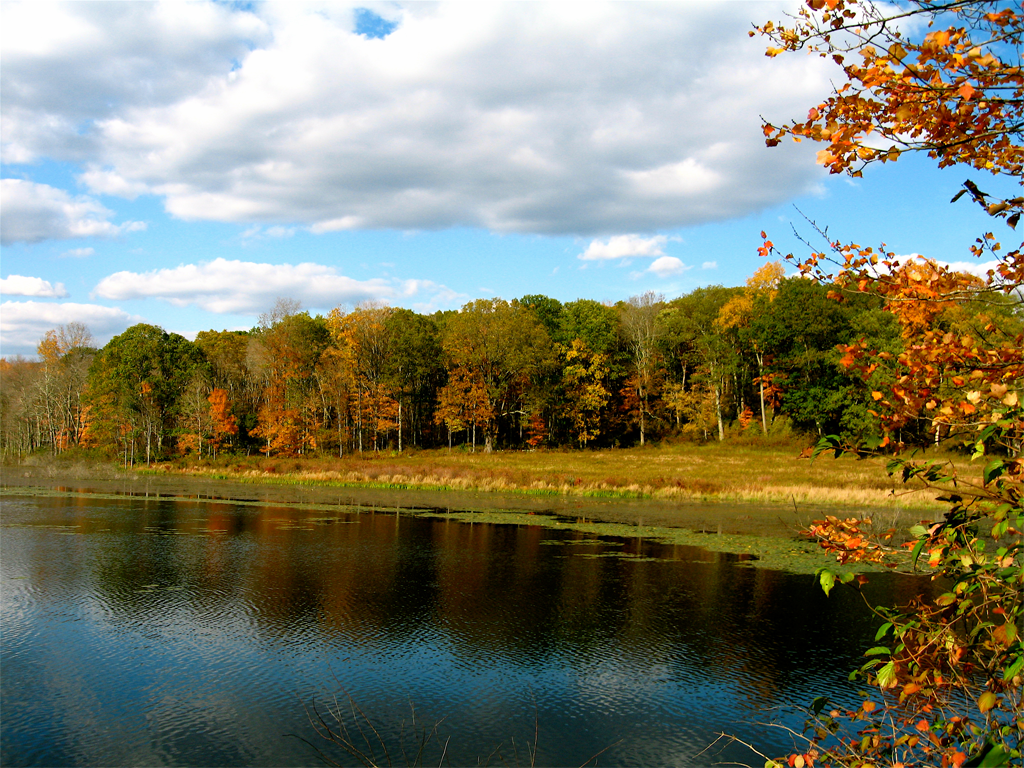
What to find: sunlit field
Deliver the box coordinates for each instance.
[152,439,972,512]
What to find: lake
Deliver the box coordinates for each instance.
[1,489,930,766]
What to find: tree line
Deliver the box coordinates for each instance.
[2,262,1017,462]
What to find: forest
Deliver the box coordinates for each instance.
[2,260,1018,463]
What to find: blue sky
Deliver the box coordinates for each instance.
[1,1,1011,356]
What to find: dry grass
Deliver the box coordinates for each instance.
[161,441,974,512]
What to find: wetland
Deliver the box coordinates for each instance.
[1,467,937,766]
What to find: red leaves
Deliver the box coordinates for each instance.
[757,233,776,258]
[806,516,895,564]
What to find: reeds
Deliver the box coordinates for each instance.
[152,442,967,511]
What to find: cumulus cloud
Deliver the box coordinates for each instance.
[647,256,690,278]
[0,179,146,245]
[61,247,95,258]
[884,255,1003,282]
[91,257,458,314]
[0,300,142,356]
[702,261,718,270]
[0,275,69,298]
[3,2,833,237]
[940,259,1002,279]
[1,1,269,163]
[579,235,669,262]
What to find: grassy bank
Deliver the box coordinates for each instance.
[128,439,964,511]
[5,440,969,573]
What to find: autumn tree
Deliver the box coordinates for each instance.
[0,357,44,456]
[717,262,785,433]
[660,287,740,441]
[384,309,444,450]
[248,302,330,457]
[195,329,258,447]
[559,338,612,447]
[35,322,95,451]
[548,299,623,445]
[327,303,401,452]
[440,299,554,452]
[434,364,493,451]
[177,373,213,457]
[84,324,207,463]
[619,291,665,445]
[207,388,238,457]
[758,2,1023,766]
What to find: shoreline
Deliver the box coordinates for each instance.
[1,461,941,573]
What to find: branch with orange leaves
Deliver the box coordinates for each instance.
[755,0,1024,182]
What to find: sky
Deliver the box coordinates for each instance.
[1,0,1013,357]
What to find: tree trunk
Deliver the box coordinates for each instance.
[756,351,768,435]
[715,382,724,442]
[639,387,646,446]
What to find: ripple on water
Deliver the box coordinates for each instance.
[2,493,920,768]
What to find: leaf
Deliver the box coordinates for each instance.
[910,538,927,568]
[993,622,1018,646]
[816,149,837,166]
[810,696,829,715]
[819,569,836,596]
[984,460,1006,485]
[875,622,893,641]
[977,690,997,713]
[865,646,891,656]
[876,660,898,688]
[1004,654,1024,681]
[976,744,1012,767]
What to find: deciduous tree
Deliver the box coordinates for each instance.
[619,291,665,445]
[758,2,1024,765]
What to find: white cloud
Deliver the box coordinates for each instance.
[886,255,1003,282]
[264,226,295,238]
[579,235,669,262]
[940,259,1002,279]
[1,1,269,164]
[0,179,146,245]
[62,247,95,258]
[239,224,296,243]
[0,300,142,356]
[0,275,69,298]
[648,256,690,278]
[2,2,833,237]
[403,280,467,312]
[702,261,717,270]
[91,257,458,314]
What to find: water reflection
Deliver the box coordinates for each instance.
[1,493,932,766]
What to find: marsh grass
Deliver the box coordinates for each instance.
[156,441,967,511]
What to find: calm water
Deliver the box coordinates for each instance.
[1,491,931,767]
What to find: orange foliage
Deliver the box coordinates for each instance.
[757,1,1024,189]
[525,412,547,449]
[759,4,1024,766]
[208,388,238,456]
